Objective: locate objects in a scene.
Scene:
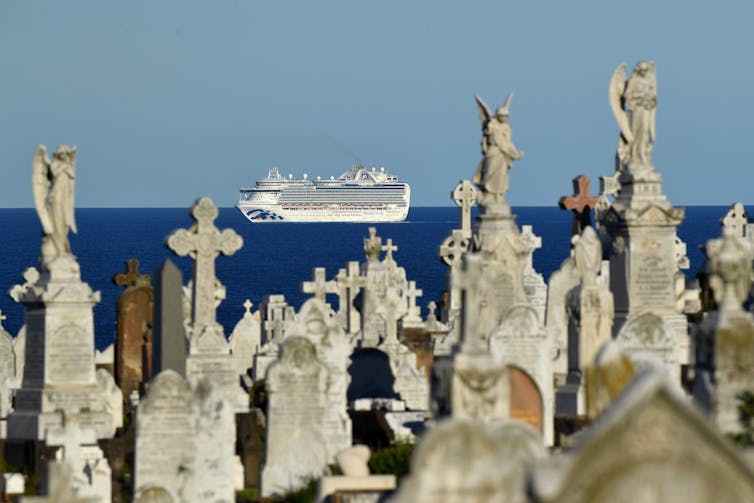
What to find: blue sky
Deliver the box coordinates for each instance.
[1,1,752,207]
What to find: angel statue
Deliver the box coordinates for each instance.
[473,92,524,208]
[32,145,78,260]
[609,61,657,169]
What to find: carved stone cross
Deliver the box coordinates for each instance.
[405,280,423,318]
[559,175,598,235]
[167,197,243,331]
[376,287,408,346]
[439,229,470,269]
[45,415,96,465]
[382,238,398,264]
[302,267,338,302]
[519,225,542,273]
[337,261,366,333]
[452,180,477,236]
[454,254,485,354]
[264,313,286,344]
[113,258,151,288]
[721,202,749,238]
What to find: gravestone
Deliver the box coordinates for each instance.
[113,258,153,400]
[0,311,14,437]
[377,288,429,410]
[317,445,396,502]
[401,280,424,328]
[134,370,237,503]
[335,261,365,335]
[8,150,118,440]
[616,311,676,374]
[22,462,100,503]
[489,304,554,444]
[585,340,635,420]
[254,294,295,380]
[359,228,387,347]
[393,419,545,503]
[721,202,749,239]
[228,299,261,378]
[559,174,598,236]
[152,259,186,377]
[556,227,614,416]
[302,267,338,305]
[284,298,352,462]
[261,337,328,497]
[520,225,547,321]
[597,63,689,368]
[545,247,580,384]
[45,416,111,502]
[530,369,754,503]
[452,180,476,236]
[167,197,247,412]
[693,229,754,435]
[450,254,508,422]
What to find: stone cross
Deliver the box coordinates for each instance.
[167,198,243,331]
[405,280,423,318]
[519,225,542,273]
[302,267,338,302]
[9,267,40,302]
[113,258,151,288]
[264,310,286,343]
[364,227,382,262]
[46,416,96,465]
[439,229,470,269]
[452,180,477,236]
[382,238,398,264]
[243,299,253,315]
[376,287,408,346]
[455,254,485,353]
[559,175,598,235]
[338,261,365,333]
[721,202,749,238]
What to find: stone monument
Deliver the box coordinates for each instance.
[167,197,248,412]
[7,145,119,440]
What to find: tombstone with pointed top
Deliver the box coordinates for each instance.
[152,259,186,377]
[229,300,261,378]
[167,197,247,412]
[113,258,154,401]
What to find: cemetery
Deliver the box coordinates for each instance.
[3,61,754,503]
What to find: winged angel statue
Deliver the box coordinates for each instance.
[32,145,78,260]
[473,92,524,207]
[609,61,657,169]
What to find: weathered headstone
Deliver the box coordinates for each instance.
[545,247,580,384]
[261,337,328,497]
[228,299,261,378]
[394,419,545,503]
[401,280,424,328]
[530,369,754,502]
[152,259,186,377]
[335,261,365,335]
[693,229,754,435]
[167,197,247,412]
[284,298,352,461]
[452,180,476,236]
[520,225,547,321]
[134,371,237,503]
[302,267,338,304]
[489,304,554,444]
[113,258,153,400]
[585,339,635,420]
[253,294,295,380]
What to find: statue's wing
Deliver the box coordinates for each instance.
[31,145,53,234]
[608,63,633,144]
[502,91,513,112]
[69,146,78,234]
[648,62,657,143]
[474,94,492,125]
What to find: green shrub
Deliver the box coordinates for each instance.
[368,441,414,479]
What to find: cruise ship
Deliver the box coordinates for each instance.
[236,166,411,222]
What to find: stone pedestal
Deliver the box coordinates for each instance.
[8,258,116,440]
[600,168,688,367]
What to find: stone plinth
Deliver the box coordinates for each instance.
[7,259,116,440]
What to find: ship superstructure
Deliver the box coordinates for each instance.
[236,166,411,222]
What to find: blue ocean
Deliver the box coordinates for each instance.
[0,206,735,350]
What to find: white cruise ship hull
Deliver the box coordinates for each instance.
[236,166,410,223]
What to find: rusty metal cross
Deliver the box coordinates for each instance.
[558,175,598,236]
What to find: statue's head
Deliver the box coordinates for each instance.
[635,61,652,75]
[495,107,510,120]
[53,145,77,163]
